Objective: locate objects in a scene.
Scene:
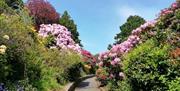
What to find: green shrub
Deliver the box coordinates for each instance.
[119,38,180,91]
[0,13,83,91]
[175,9,180,19]
[0,52,12,82]
[0,13,41,89]
[107,80,132,91]
[63,63,82,81]
[0,14,34,81]
[167,77,180,91]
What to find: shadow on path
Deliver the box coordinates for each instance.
[75,77,100,91]
[77,82,90,88]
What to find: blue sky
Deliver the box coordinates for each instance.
[23,0,175,54]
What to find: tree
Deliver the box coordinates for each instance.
[114,15,145,44]
[59,11,82,46]
[26,0,60,28]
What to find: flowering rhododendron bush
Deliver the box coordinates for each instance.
[38,24,97,66]
[38,24,82,53]
[96,0,179,86]
[38,24,96,73]
[38,24,99,75]
[101,1,180,90]
[81,50,96,73]
[96,20,156,85]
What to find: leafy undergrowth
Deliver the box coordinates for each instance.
[0,6,84,91]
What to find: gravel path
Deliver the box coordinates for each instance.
[75,77,100,91]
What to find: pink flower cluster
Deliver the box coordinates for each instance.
[38,24,82,53]
[171,2,179,9]
[160,8,173,16]
[81,50,93,59]
[98,20,157,61]
[132,20,157,35]
[110,58,121,66]
[160,2,178,16]
[81,49,96,63]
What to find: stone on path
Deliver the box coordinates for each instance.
[75,77,100,91]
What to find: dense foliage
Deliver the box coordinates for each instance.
[0,1,84,90]
[122,39,172,91]
[0,13,83,91]
[120,37,180,90]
